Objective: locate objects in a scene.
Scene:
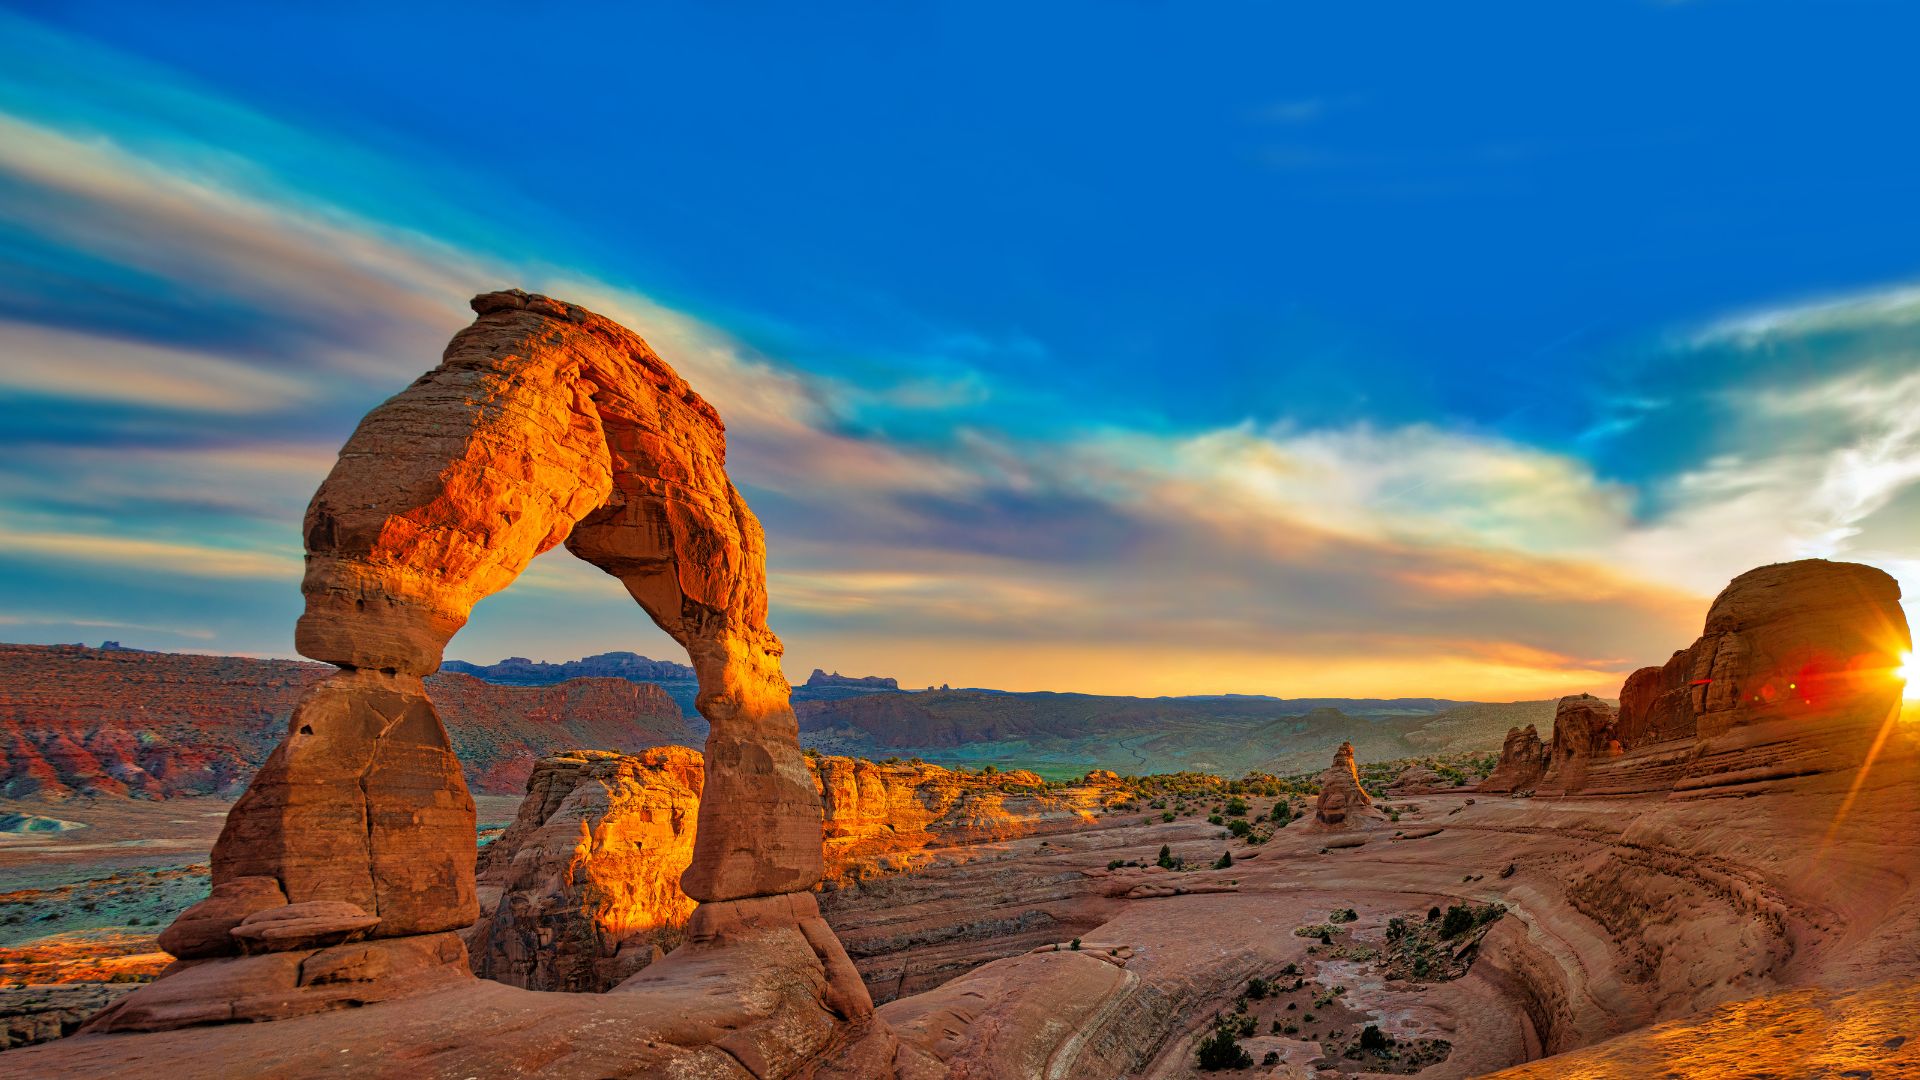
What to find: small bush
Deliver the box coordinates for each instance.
[1427,905,1442,921]
[1262,1051,1281,1066]
[1246,976,1269,1000]
[1441,903,1475,938]
[1225,797,1249,816]
[1162,811,1175,823]
[1360,1024,1389,1051]
[1207,814,1225,826]
[1157,844,1174,867]
[1070,938,1081,951]
[1195,1028,1253,1071]
[1214,851,1234,869]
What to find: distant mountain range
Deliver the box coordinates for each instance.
[440,651,906,717]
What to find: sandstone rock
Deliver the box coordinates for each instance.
[1533,560,1915,798]
[467,747,1135,991]
[156,876,287,960]
[1385,763,1445,794]
[1538,694,1621,795]
[230,901,381,953]
[466,747,703,992]
[129,290,854,1035]
[1478,724,1550,793]
[1313,742,1386,827]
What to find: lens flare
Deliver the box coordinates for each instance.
[1899,652,1919,701]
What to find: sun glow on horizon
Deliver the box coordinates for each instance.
[1898,652,1919,701]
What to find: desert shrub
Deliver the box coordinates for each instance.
[1108,859,1126,870]
[1246,976,1269,1000]
[1361,1024,1389,1051]
[1071,938,1081,950]
[1157,844,1174,868]
[1225,797,1249,816]
[1263,1051,1281,1066]
[1330,907,1358,923]
[1427,905,1441,921]
[1271,801,1292,823]
[1195,1029,1253,1071]
[1207,814,1225,826]
[1387,916,1408,941]
[1214,851,1234,869]
[1227,819,1253,838]
[1162,811,1175,823]
[1441,903,1475,938]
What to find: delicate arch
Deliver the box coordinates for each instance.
[210,290,821,944]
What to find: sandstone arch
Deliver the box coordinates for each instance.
[114,291,860,1044]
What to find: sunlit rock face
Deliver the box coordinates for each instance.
[467,750,1132,992]
[466,748,704,992]
[1312,742,1385,827]
[1533,559,1913,797]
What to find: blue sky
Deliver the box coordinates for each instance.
[4,2,1920,699]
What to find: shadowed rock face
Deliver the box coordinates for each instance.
[1478,724,1549,793]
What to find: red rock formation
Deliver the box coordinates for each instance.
[1533,560,1913,798]
[99,291,871,1047]
[1538,694,1621,795]
[1478,724,1549,793]
[0,644,687,799]
[1312,742,1386,827]
[1385,762,1445,795]
[466,748,1134,991]
[467,748,703,991]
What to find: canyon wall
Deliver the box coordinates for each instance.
[0,643,688,799]
[465,747,1133,992]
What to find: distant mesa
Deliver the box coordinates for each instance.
[805,668,899,690]
[440,651,695,685]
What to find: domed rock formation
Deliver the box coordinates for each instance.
[1529,560,1913,798]
[88,291,871,1056]
[1478,724,1549,793]
[1312,742,1386,827]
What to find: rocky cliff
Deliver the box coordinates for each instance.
[0,643,689,798]
[463,748,1132,992]
[1520,560,1913,798]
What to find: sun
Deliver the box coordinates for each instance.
[1899,652,1920,701]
